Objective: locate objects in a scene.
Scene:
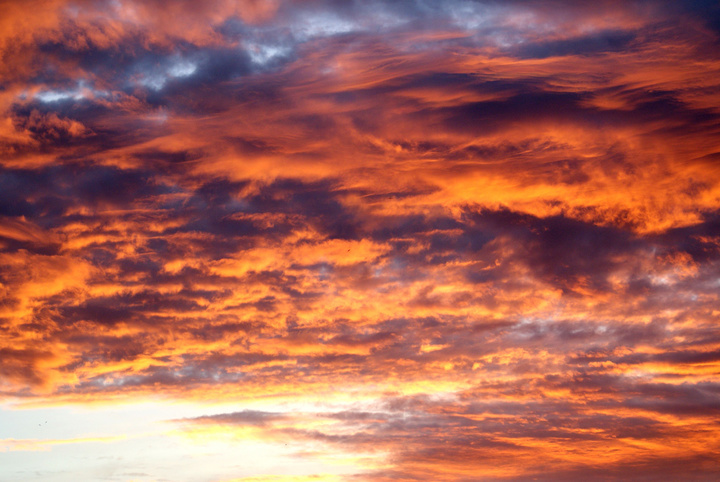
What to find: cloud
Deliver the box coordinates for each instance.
[1,0,720,479]
[0,435,126,452]
[176,385,720,480]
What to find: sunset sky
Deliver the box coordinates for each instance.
[1,0,720,480]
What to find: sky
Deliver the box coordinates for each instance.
[1,0,720,480]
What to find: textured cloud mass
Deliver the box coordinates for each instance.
[1,0,720,480]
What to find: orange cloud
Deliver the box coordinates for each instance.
[1,0,720,480]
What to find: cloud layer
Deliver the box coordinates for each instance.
[1,0,720,480]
